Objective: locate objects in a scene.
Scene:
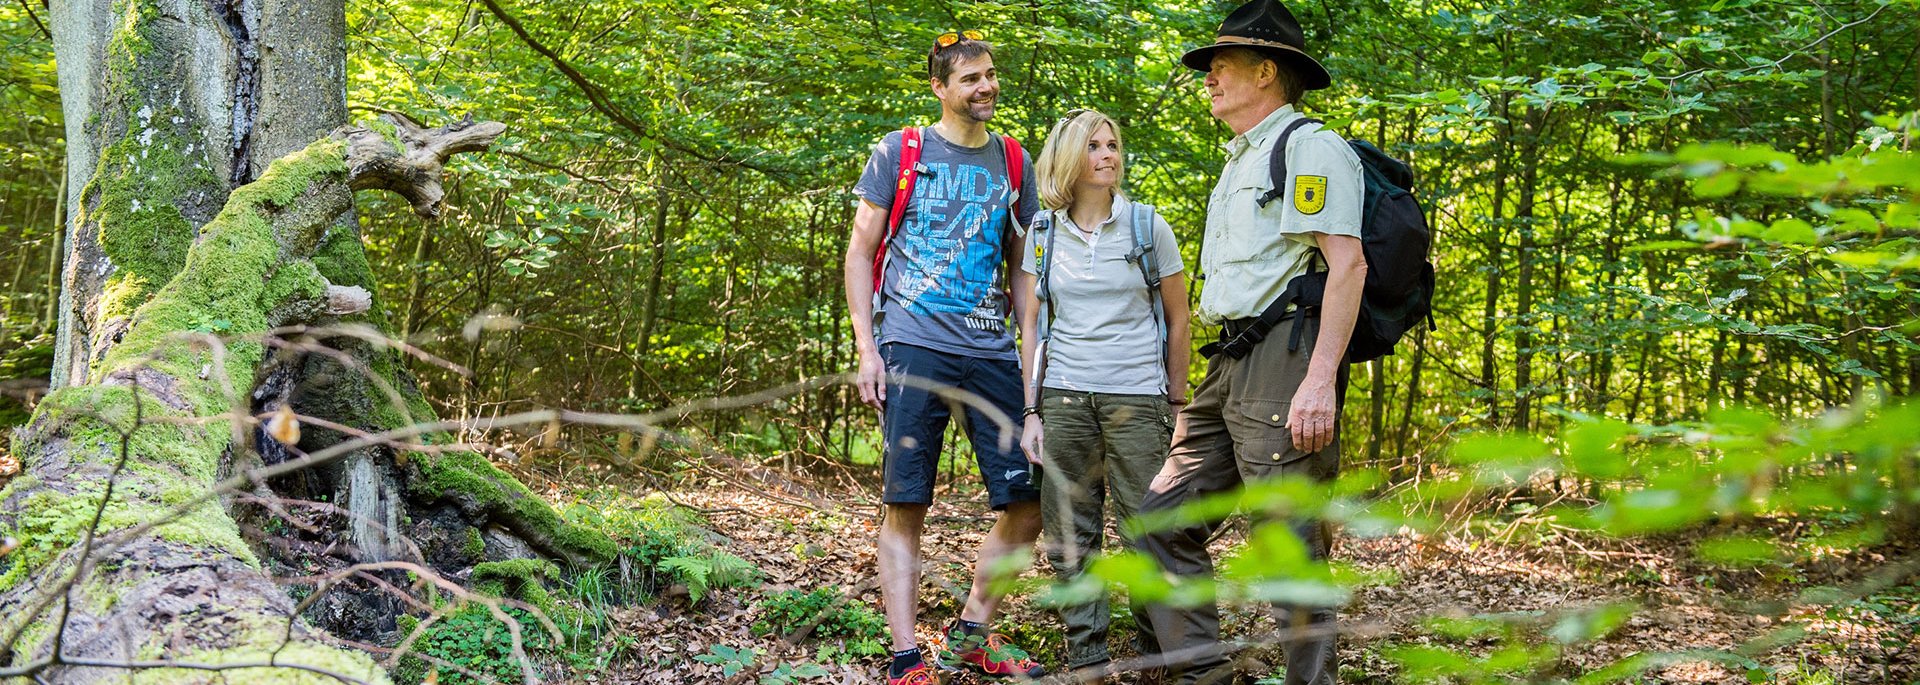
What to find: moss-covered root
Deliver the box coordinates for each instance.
[414,451,618,569]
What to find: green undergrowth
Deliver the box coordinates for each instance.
[391,488,769,681]
[393,560,571,685]
[751,587,889,664]
[393,605,560,685]
[561,489,761,603]
[0,313,51,430]
[392,556,632,684]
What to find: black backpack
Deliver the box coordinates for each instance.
[1260,118,1434,364]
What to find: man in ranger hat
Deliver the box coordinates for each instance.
[1131,1,1364,683]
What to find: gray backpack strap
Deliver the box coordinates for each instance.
[1029,212,1059,400]
[1129,203,1170,394]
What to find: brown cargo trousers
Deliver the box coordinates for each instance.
[1036,388,1175,670]
[1132,315,1344,685]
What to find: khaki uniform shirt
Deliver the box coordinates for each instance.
[1197,104,1364,325]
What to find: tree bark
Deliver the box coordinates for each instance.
[630,195,671,401]
[1512,111,1542,432]
[2,117,495,683]
[20,0,613,677]
[1479,103,1509,427]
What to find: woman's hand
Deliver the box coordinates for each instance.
[1019,413,1045,465]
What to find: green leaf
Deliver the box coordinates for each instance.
[1762,218,1817,244]
[1626,240,1707,252]
[1693,172,1742,198]
[1563,419,1633,479]
[1696,536,1779,568]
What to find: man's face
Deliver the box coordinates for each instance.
[1204,51,1265,124]
[932,53,1000,123]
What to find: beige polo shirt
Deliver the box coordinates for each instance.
[1197,104,1364,325]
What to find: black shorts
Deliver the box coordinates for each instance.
[880,342,1039,510]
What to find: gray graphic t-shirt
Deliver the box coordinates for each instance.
[854,127,1039,360]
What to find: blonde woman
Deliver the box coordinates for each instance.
[1014,109,1191,675]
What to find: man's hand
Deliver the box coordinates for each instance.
[1289,231,1364,455]
[1020,414,1044,465]
[1287,376,1339,453]
[856,348,886,410]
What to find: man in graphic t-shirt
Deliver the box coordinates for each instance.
[842,30,1046,685]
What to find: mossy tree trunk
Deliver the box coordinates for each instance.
[9,1,614,680]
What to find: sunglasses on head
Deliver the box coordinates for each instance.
[934,30,984,50]
[1057,108,1096,125]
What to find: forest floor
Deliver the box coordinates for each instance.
[536,467,1916,685]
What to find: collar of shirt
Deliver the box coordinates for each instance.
[1223,104,1301,161]
[1050,194,1132,235]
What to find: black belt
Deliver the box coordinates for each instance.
[1201,270,1327,362]
[1221,315,1282,340]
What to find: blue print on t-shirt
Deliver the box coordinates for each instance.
[895,160,1008,318]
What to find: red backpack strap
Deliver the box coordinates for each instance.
[874,126,925,291]
[998,134,1026,301]
[1001,135,1025,222]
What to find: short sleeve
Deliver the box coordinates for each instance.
[1278,131,1364,240]
[853,130,905,210]
[1151,213,1185,278]
[1014,147,1041,236]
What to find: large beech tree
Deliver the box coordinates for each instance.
[2,0,608,680]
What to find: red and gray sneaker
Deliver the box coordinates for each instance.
[939,622,1045,679]
[887,660,939,685]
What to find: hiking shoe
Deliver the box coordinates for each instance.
[887,660,939,685]
[939,624,1045,679]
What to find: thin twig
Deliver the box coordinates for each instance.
[13,0,49,39]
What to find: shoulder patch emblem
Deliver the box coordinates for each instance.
[1294,175,1327,215]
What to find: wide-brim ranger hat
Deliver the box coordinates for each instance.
[1180,0,1331,90]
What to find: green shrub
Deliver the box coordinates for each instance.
[753,587,888,663]
[562,492,762,603]
[394,606,556,685]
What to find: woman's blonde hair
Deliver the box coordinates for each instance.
[1035,109,1124,211]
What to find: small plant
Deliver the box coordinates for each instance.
[562,492,759,602]
[754,587,889,663]
[394,606,555,685]
[565,566,618,636]
[185,314,234,334]
[694,644,756,678]
[763,661,831,684]
[659,549,760,603]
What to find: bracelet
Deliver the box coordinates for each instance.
[1022,405,1040,418]
[1167,398,1189,406]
